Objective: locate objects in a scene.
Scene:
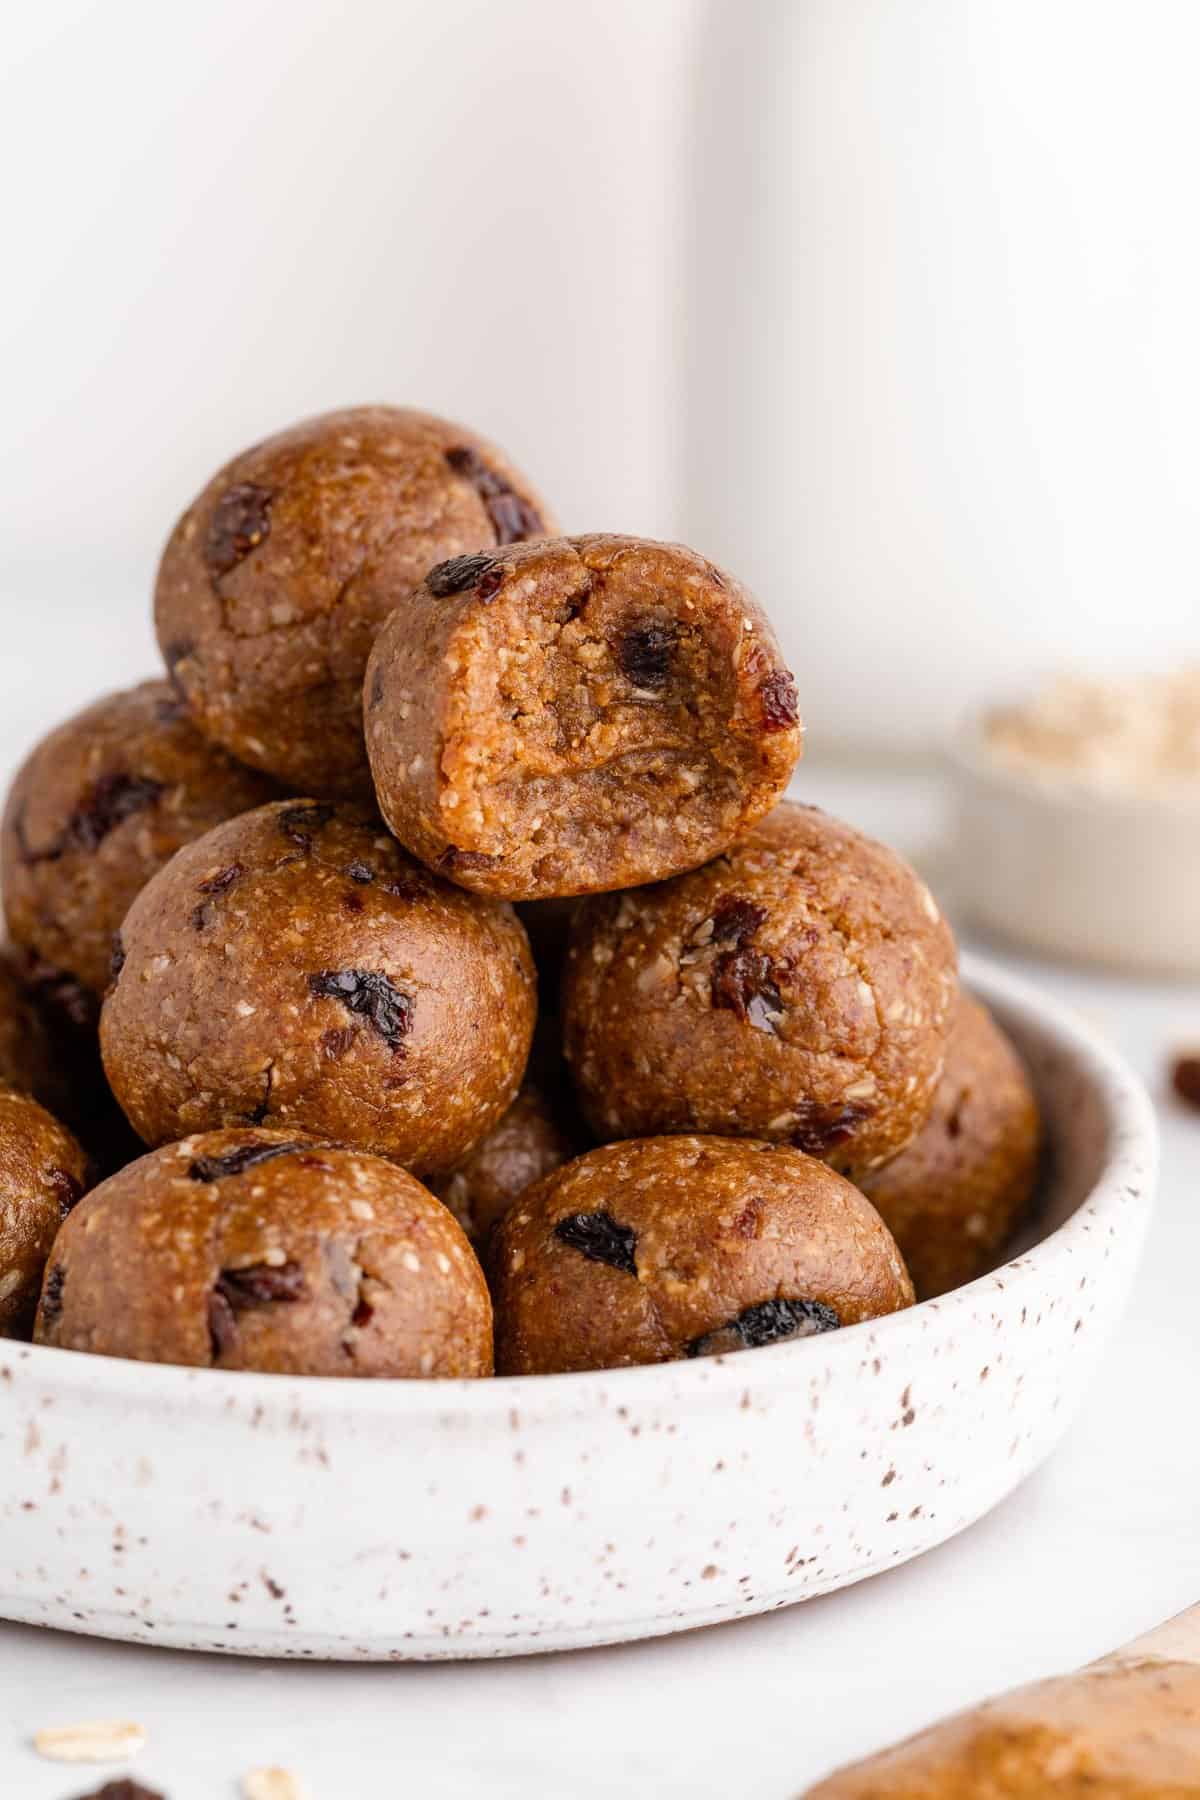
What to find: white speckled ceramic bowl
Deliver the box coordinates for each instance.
[0,955,1156,1661]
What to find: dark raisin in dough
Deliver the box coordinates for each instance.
[563,802,958,1177]
[99,801,536,1176]
[0,680,277,997]
[35,1130,492,1376]
[365,534,803,899]
[492,1135,913,1375]
[860,997,1041,1298]
[155,407,554,797]
[0,1087,89,1339]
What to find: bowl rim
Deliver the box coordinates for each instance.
[947,710,1200,817]
[0,952,1157,1422]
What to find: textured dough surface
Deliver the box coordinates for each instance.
[155,406,554,796]
[100,800,536,1175]
[861,997,1041,1297]
[563,803,958,1176]
[492,1135,913,1375]
[1,680,278,996]
[365,534,803,898]
[0,1087,88,1338]
[35,1129,491,1376]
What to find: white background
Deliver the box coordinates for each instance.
[5,0,1200,749]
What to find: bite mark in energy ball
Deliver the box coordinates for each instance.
[491,1136,913,1376]
[99,801,536,1176]
[0,681,278,998]
[563,802,958,1177]
[154,407,554,797]
[365,534,803,900]
[35,1130,493,1377]
[860,997,1041,1298]
[0,1088,89,1339]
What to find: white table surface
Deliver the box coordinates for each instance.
[2,595,1199,1797]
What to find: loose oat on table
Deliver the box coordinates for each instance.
[0,1086,88,1339]
[155,406,554,797]
[242,1767,310,1800]
[492,1135,913,1375]
[35,1129,492,1377]
[99,800,536,1176]
[860,997,1042,1298]
[0,680,278,997]
[33,1719,147,1764]
[365,534,803,899]
[563,801,958,1177]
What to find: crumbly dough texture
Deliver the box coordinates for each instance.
[365,534,803,899]
[35,1130,492,1376]
[1,681,278,996]
[100,800,536,1175]
[860,997,1041,1298]
[0,1087,88,1338]
[805,1658,1200,1798]
[563,803,958,1176]
[155,406,554,797]
[492,1135,913,1375]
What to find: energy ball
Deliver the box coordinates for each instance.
[564,803,958,1176]
[35,1130,492,1377]
[155,406,554,797]
[365,534,803,899]
[1,680,278,998]
[100,801,536,1175]
[0,1088,89,1339]
[860,997,1041,1298]
[492,1135,914,1376]
[433,1073,583,1247]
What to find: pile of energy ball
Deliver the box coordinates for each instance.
[0,407,1041,1381]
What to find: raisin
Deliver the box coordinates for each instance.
[688,1297,841,1358]
[109,933,126,981]
[444,446,543,544]
[308,968,414,1050]
[72,1782,167,1800]
[475,565,505,602]
[711,895,766,945]
[613,623,674,690]
[188,1141,310,1183]
[426,552,495,596]
[1171,1053,1200,1111]
[21,957,98,1035]
[197,862,244,895]
[711,947,783,1031]
[789,1102,872,1156]
[369,666,385,710]
[215,1260,307,1307]
[345,860,375,884]
[46,1166,83,1216]
[437,846,501,874]
[759,670,800,732]
[553,1211,638,1276]
[320,1026,356,1062]
[40,1264,66,1325]
[205,481,273,577]
[207,1287,237,1359]
[351,1295,374,1329]
[278,802,335,849]
[20,773,167,866]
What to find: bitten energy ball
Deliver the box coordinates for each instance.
[155,406,554,797]
[35,1131,492,1376]
[0,1088,88,1338]
[1,681,277,997]
[100,800,536,1175]
[492,1136,913,1376]
[564,803,958,1176]
[860,997,1041,1298]
[365,534,803,899]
